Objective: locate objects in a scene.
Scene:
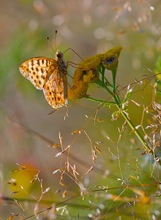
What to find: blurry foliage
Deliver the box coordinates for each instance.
[0,29,44,95]
[1,0,161,219]
[155,55,161,99]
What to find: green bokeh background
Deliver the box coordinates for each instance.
[0,0,161,219]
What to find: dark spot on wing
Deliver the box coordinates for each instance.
[41,75,46,79]
[41,68,44,73]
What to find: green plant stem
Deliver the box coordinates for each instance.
[110,68,150,152]
[86,96,115,106]
[111,71,151,152]
[117,106,151,152]
[96,79,121,108]
[112,69,117,93]
[96,66,151,153]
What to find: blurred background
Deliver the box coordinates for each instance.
[0,0,161,219]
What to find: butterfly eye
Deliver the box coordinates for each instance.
[56,51,63,59]
[103,56,116,65]
[57,53,62,58]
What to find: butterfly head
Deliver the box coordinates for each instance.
[55,50,67,71]
[55,50,64,59]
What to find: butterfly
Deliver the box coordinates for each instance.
[19,51,68,109]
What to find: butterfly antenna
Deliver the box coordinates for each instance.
[46,30,58,53]
[54,30,58,51]
[46,36,55,53]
